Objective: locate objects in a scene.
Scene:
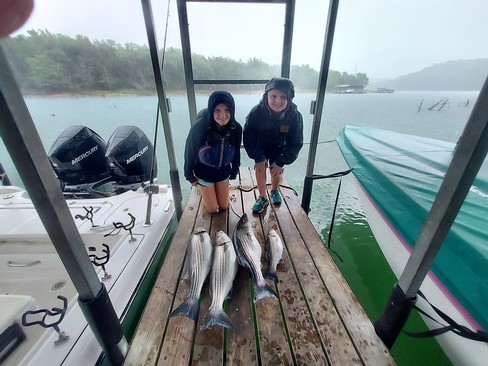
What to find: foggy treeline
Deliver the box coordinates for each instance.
[3,30,369,94]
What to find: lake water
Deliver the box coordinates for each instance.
[0,90,480,365]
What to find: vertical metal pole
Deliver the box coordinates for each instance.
[0,47,127,365]
[141,0,183,220]
[281,0,295,78]
[177,0,197,125]
[301,0,340,213]
[0,162,11,185]
[375,75,488,347]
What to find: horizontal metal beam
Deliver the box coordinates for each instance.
[194,79,269,85]
[187,0,286,3]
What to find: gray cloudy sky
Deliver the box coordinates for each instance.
[14,0,488,79]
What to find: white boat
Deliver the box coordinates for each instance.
[337,124,488,366]
[0,125,176,365]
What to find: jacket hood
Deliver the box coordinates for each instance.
[207,91,236,122]
[262,77,295,119]
[264,77,295,99]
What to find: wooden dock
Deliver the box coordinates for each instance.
[124,167,395,365]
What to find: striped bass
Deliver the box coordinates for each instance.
[170,227,213,321]
[201,230,238,330]
[264,228,283,283]
[232,213,277,302]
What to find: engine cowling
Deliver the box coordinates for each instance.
[48,125,111,186]
[105,125,157,184]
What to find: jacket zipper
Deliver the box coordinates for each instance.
[218,136,225,168]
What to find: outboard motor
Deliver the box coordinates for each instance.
[49,126,111,188]
[105,126,156,189]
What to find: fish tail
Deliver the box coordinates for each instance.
[169,298,200,321]
[264,271,278,283]
[254,282,277,302]
[200,309,233,330]
[225,288,233,301]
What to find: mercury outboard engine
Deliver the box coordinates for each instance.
[106,126,156,191]
[49,126,111,194]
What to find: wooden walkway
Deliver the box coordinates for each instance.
[124,167,395,365]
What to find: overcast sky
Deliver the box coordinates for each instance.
[13,0,488,79]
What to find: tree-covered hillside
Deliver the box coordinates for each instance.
[3,30,368,94]
[370,59,488,91]
[393,59,487,91]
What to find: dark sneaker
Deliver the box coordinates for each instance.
[252,196,269,214]
[270,189,282,205]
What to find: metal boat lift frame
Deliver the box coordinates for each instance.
[1,0,487,361]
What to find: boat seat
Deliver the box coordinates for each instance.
[0,294,37,333]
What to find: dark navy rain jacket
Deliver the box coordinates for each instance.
[184,91,242,184]
[243,96,303,168]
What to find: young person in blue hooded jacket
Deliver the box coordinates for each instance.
[184,91,242,213]
[243,77,303,214]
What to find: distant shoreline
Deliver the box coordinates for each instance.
[20,88,341,98]
[21,89,255,97]
[24,87,477,97]
[19,84,334,98]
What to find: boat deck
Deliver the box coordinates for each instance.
[124,167,395,365]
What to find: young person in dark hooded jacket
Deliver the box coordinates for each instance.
[243,77,303,214]
[184,91,242,213]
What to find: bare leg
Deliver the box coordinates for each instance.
[270,170,282,190]
[255,162,267,197]
[199,185,219,213]
[214,181,230,210]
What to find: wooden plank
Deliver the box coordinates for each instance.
[157,316,195,366]
[124,187,202,366]
[192,209,228,364]
[265,205,329,365]
[272,182,360,365]
[158,194,212,365]
[280,184,396,366]
[226,171,259,365]
[242,167,294,365]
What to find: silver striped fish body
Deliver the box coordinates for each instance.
[170,227,213,321]
[233,213,277,302]
[187,227,213,300]
[201,230,238,330]
[265,228,283,283]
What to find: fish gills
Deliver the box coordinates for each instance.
[233,213,277,302]
[201,230,238,330]
[170,227,213,321]
[265,228,284,283]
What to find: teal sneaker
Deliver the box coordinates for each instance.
[252,196,269,214]
[270,189,282,205]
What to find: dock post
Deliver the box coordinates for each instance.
[78,284,128,365]
[141,0,183,220]
[302,0,340,213]
[374,284,416,348]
